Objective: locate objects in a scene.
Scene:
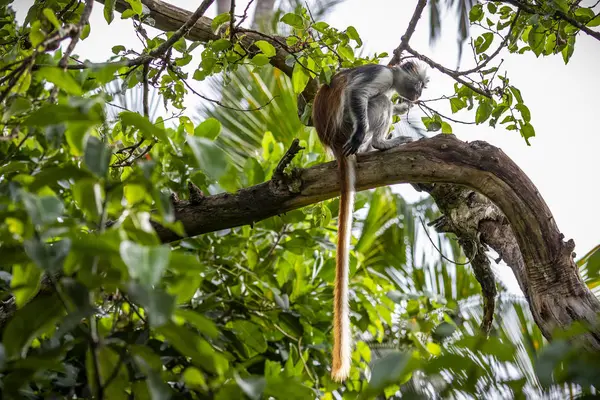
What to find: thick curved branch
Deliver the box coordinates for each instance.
[155,134,600,349]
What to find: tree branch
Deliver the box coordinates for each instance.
[389,0,428,66]
[94,0,319,99]
[147,134,600,350]
[405,46,493,98]
[494,0,600,42]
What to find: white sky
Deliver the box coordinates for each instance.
[13,0,600,294]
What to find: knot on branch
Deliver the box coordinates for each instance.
[188,182,205,204]
[271,139,304,194]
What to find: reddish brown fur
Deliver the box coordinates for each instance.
[312,76,355,381]
[311,74,350,156]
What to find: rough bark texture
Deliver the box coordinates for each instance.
[153,134,600,349]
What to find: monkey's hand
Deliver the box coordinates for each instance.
[342,137,360,156]
[393,102,412,115]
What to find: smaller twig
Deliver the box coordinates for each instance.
[420,216,474,266]
[306,2,343,67]
[272,138,304,179]
[142,62,150,118]
[229,0,236,43]
[175,67,277,111]
[148,0,215,58]
[236,0,255,29]
[418,102,477,125]
[56,0,78,21]
[406,46,493,98]
[457,10,520,76]
[389,0,428,66]
[101,348,126,391]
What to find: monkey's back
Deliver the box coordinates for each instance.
[312,65,389,156]
[312,73,351,156]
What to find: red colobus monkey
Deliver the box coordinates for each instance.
[311,61,428,382]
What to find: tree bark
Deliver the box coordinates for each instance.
[153,134,600,349]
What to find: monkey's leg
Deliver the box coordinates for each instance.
[342,89,369,156]
[369,96,413,151]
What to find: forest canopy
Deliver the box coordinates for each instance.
[0,0,600,398]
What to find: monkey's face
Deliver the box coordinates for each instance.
[403,80,425,101]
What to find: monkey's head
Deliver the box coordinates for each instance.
[394,61,429,101]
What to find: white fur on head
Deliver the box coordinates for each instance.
[399,59,429,87]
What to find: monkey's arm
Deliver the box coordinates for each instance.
[393,102,412,115]
[342,89,370,156]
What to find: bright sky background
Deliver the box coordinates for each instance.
[13,0,600,294]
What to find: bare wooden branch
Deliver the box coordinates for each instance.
[389,0,428,66]
[405,46,493,98]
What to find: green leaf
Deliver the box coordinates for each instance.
[126,282,175,327]
[11,264,42,308]
[157,322,229,375]
[119,111,168,143]
[26,104,100,127]
[441,121,453,134]
[346,26,362,46]
[475,32,494,54]
[211,38,231,52]
[194,118,222,140]
[561,36,575,64]
[229,320,268,354]
[251,54,270,66]
[469,4,484,22]
[254,40,276,57]
[292,62,310,94]
[36,67,83,96]
[120,241,170,287]
[183,367,208,391]
[520,122,535,143]
[313,21,329,33]
[528,26,545,56]
[173,309,218,340]
[211,12,231,31]
[449,98,466,113]
[21,192,64,225]
[72,179,103,219]
[125,0,142,14]
[509,86,524,104]
[42,8,61,29]
[104,0,117,24]
[475,102,493,124]
[515,103,531,122]
[337,44,355,61]
[587,14,600,27]
[187,136,229,180]
[3,294,64,359]
[364,351,411,396]
[281,13,304,29]
[24,238,71,273]
[112,45,125,54]
[235,375,266,400]
[84,136,111,177]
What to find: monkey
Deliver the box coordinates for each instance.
[311,61,428,382]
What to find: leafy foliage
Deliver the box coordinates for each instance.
[0,0,599,399]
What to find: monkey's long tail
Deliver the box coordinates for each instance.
[331,155,355,382]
